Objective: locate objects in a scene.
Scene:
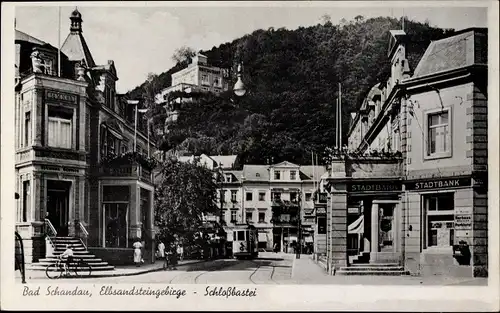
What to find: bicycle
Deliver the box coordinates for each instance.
[45,257,92,279]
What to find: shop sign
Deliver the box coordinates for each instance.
[456,207,473,215]
[46,91,78,104]
[348,207,360,214]
[406,177,471,191]
[316,207,326,215]
[455,214,472,230]
[348,182,402,192]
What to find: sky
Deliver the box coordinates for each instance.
[14,2,489,94]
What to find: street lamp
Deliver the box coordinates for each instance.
[233,63,246,97]
[127,99,151,157]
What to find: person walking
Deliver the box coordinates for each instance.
[177,243,184,262]
[273,242,278,253]
[133,239,142,267]
[157,241,166,270]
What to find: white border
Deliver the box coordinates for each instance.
[2,1,499,311]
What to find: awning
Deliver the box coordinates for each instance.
[258,232,267,242]
[348,215,364,234]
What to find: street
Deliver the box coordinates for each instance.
[92,252,295,284]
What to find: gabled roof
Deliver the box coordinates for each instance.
[15,29,45,45]
[224,170,244,182]
[210,155,237,169]
[412,28,487,79]
[270,161,300,168]
[61,31,96,67]
[299,165,327,181]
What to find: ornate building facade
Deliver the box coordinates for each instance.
[15,10,157,265]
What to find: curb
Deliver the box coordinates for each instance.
[91,259,226,278]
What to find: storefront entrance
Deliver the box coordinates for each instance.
[46,180,71,236]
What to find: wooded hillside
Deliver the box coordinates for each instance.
[126,16,454,165]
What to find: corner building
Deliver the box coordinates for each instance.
[323,27,488,278]
[15,10,157,265]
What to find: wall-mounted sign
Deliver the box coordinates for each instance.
[456,207,473,215]
[455,214,472,230]
[406,177,471,191]
[348,207,360,214]
[316,207,326,215]
[46,90,78,104]
[348,182,402,192]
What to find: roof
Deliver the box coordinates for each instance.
[270,161,300,168]
[15,29,45,45]
[61,31,96,67]
[243,165,270,181]
[299,165,327,181]
[210,155,237,169]
[412,28,486,79]
[225,170,244,182]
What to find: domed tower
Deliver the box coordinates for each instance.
[61,8,96,67]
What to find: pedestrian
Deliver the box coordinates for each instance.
[141,239,146,264]
[177,243,184,262]
[157,241,166,270]
[133,238,142,267]
[273,242,278,253]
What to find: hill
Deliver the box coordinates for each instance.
[126,16,454,165]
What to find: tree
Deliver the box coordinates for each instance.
[172,46,197,64]
[154,158,219,246]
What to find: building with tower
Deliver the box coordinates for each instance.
[15,9,157,268]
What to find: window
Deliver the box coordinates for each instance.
[290,192,298,202]
[21,180,30,222]
[231,190,237,202]
[274,170,281,180]
[102,186,129,248]
[290,170,297,180]
[259,192,265,201]
[272,192,281,201]
[24,111,32,147]
[318,217,326,234]
[305,193,312,201]
[246,192,253,201]
[220,211,226,223]
[201,74,209,85]
[427,110,450,157]
[237,230,245,241]
[258,212,266,223]
[48,108,72,149]
[256,173,261,178]
[213,77,221,87]
[246,212,253,223]
[121,141,128,154]
[423,193,455,248]
[225,174,232,183]
[231,210,237,222]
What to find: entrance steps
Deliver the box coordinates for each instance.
[337,263,409,276]
[28,237,115,272]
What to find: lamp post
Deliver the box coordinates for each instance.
[127,99,150,156]
[296,195,302,259]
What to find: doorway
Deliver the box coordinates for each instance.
[379,204,395,252]
[46,180,71,237]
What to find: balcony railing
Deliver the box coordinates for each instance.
[99,164,153,184]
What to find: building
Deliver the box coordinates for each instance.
[321,27,488,278]
[15,9,157,265]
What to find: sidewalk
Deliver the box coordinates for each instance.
[19,258,228,280]
[291,255,488,286]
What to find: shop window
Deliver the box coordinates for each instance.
[259,192,266,201]
[423,193,455,248]
[102,186,129,248]
[246,212,253,223]
[317,217,326,234]
[246,192,253,201]
[258,212,266,223]
[47,108,73,149]
[426,109,451,158]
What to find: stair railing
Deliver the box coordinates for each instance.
[44,218,57,257]
[77,221,89,250]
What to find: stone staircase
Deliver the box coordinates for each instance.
[29,237,115,272]
[336,263,409,276]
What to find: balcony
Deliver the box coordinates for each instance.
[16,146,87,164]
[327,151,404,179]
[99,152,157,184]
